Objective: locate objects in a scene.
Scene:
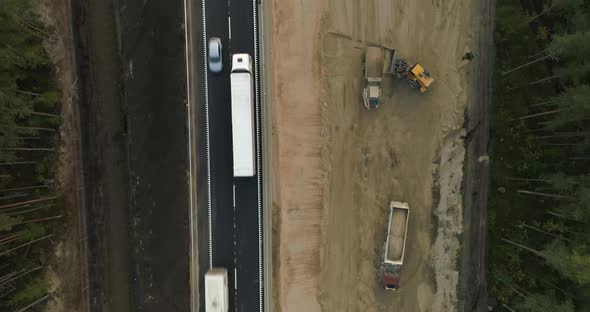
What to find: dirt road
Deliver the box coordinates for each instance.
[271,0,477,311]
[73,0,131,310]
[459,0,494,310]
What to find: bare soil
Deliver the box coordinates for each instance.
[270,0,477,311]
[71,0,191,310]
[72,0,132,310]
[115,0,190,310]
[458,1,495,310]
[36,0,83,310]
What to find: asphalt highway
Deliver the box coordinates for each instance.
[185,0,264,311]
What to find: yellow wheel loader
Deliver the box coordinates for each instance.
[391,50,434,93]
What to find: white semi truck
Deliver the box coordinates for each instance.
[380,200,410,290]
[230,53,256,177]
[205,268,229,312]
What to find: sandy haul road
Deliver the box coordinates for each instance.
[270,0,475,311]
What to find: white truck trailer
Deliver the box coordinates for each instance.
[380,200,410,290]
[230,53,256,177]
[205,268,229,312]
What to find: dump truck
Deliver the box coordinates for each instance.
[230,53,256,177]
[390,49,434,93]
[362,46,384,110]
[205,268,229,312]
[380,200,410,290]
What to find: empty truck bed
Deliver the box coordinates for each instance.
[365,46,384,78]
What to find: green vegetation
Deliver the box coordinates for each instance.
[0,0,62,310]
[489,0,590,310]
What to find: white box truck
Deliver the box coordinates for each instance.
[380,200,410,290]
[205,268,228,312]
[230,53,256,177]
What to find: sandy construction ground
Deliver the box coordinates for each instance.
[270,0,474,311]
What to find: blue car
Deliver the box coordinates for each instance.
[208,37,223,73]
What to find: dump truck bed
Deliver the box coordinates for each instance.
[384,201,410,264]
[365,46,384,78]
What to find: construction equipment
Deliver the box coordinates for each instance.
[362,46,384,110]
[361,47,434,110]
[380,200,410,291]
[390,50,434,93]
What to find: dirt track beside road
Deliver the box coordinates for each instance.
[271,0,478,311]
[72,0,190,310]
[72,0,131,310]
[458,0,495,310]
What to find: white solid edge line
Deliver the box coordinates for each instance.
[201,0,213,269]
[228,16,232,40]
[252,0,263,311]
